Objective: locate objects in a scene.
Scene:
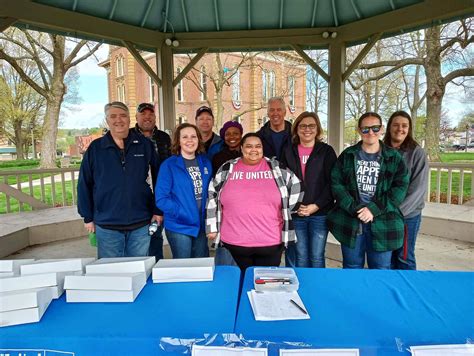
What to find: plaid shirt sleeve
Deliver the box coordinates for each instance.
[331,153,359,216]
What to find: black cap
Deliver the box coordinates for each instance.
[137,103,155,113]
[195,105,213,119]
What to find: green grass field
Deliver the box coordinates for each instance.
[440,152,474,163]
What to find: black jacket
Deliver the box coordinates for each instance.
[211,146,241,176]
[135,124,171,162]
[257,120,292,160]
[280,141,337,216]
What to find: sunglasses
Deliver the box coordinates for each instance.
[360,125,382,134]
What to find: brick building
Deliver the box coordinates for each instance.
[100,47,306,133]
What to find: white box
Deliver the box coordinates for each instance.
[0,288,52,327]
[0,259,35,273]
[20,258,96,275]
[66,282,146,303]
[46,284,64,299]
[86,257,155,278]
[152,257,214,283]
[64,273,146,291]
[0,287,53,312]
[0,272,67,293]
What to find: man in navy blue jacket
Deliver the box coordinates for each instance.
[78,101,161,258]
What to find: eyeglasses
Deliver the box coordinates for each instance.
[298,124,317,131]
[360,125,382,134]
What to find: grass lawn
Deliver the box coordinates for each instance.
[0,181,77,214]
[440,152,474,163]
[430,170,472,204]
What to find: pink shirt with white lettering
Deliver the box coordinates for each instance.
[298,144,313,179]
[220,159,283,247]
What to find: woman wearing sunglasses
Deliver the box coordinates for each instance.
[327,112,409,269]
[280,112,337,268]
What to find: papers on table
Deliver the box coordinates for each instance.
[0,259,35,277]
[280,349,359,355]
[0,287,53,327]
[85,256,155,279]
[410,344,474,356]
[20,258,95,275]
[65,257,155,303]
[64,273,146,303]
[192,345,267,356]
[152,257,214,283]
[247,290,310,321]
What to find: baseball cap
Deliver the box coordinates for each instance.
[137,103,155,113]
[104,101,129,114]
[195,105,214,119]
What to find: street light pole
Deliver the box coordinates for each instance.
[466,124,469,153]
[30,122,36,159]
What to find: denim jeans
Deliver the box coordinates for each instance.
[391,214,422,270]
[148,225,164,261]
[293,215,328,268]
[341,223,392,269]
[284,243,296,267]
[165,229,209,259]
[214,245,237,266]
[96,224,150,258]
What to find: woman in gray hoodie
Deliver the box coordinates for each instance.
[384,111,429,270]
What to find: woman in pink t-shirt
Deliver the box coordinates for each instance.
[206,133,302,271]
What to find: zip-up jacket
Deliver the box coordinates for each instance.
[257,121,292,160]
[155,154,212,237]
[206,133,223,162]
[280,141,337,215]
[77,130,160,226]
[206,157,303,246]
[327,141,409,251]
[134,124,171,162]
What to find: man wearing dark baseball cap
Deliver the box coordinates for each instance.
[195,105,223,161]
[135,102,171,261]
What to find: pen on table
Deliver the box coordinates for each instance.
[290,299,308,315]
[255,278,291,284]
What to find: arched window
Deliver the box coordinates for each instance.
[116,56,124,77]
[232,70,240,103]
[288,76,295,107]
[148,76,155,102]
[177,67,184,101]
[262,70,268,102]
[269,71,276,98]
[176,115,187,126]
[200,66,207,101]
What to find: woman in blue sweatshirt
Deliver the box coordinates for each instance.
[155,123,212,258]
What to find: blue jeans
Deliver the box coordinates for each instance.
[284,243,296,267]
[341,223,392,269]
[391,214,422,270]
[293,215,328,268]
[148,225,164,261]
[96,225,151,258]
[165,229,209,259]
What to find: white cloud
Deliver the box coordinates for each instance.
[60,102,105,129]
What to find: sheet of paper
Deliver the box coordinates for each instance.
[410,344,474,356]
[280,349,359,356]
[192,345,267,356]
[247,290,310,321]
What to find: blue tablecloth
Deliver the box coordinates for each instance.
[235,268,474,356]
[0,266,241,355]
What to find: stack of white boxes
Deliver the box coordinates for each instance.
[152,257,215,283]
[0,259,35,278]
[0,258,95,327]
[64,257,155,303]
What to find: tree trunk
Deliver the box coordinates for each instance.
[424,26,444,162]
[40,78,65,168]
[13,120,24,160]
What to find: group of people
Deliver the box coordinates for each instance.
[77,96,428,272]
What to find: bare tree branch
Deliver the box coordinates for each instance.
[443,67,474,85]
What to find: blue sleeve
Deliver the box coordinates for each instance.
[77,147,94,223]
[155,160,179,219]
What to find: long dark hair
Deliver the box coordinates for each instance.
[384,110,418,150]
[171,123,205,155]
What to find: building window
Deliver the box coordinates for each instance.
[233,115,241,124]
[262,70,268,102]
[200,66,207,101]
[176,115,187,126]
[269,71,276,98]
[177,67,184,102]
[288,76,295,107]
[232,70,240,105]
[116,56,124,77]
[116,84,125,102]
[148,76,155,102]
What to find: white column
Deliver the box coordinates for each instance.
[157,45,175,132]
[327,41,346,155]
